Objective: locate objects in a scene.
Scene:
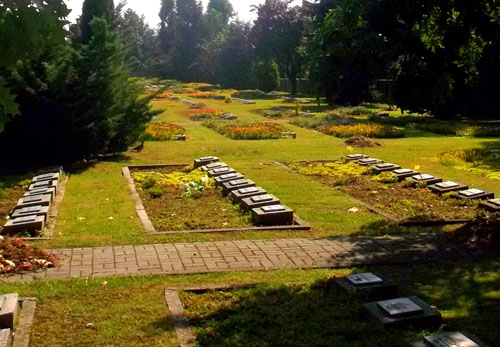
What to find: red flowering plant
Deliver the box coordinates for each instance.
[0,237,56,273]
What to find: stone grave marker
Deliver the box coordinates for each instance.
[429,181,468,194]
[16,194,51,208]
[424,331,484,347]
[346,154,369,161]
[174,134,187,141]
[29,179,58,192]
[194,156,219,169]
[201,162,228,172]
[214,173,244,186]
[38,165,63,175]
[393,168,420,181]
[251,204,294,226]
[0,294,19,329]
[333,272,398,299]
[454,188,494,201]
[358,158,384,166]
[411,174,443,186]
[11,205,50,221]
[372,163,402,174]
[220,113,237,120]
[479,198,500,212]
[364,296,442,329]
[221,179,256,196]
[229,186,267,204]
[24,186,56,201]
[207,167,236,178]
[3,215,45,235]
[32,172,60,183]
[241,194,280,213]
[282,132,297,139]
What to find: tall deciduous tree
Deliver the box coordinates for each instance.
[252,0,305,95]
[158,0,177,54]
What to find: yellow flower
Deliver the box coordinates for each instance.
[413,165,421,171]
[346,146,354,152]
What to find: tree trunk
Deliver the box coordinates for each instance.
[289,75,298,95]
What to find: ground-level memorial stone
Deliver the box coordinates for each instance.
[193,156,219,169]
[3,215,45,235]
[282,131,297,139]
[29,179,58,191]
[423,331,486,347]
[346,154,368,161]
[241,194,280,213]
[453,188,494,201]
[251,204,294,226]
[207,167,236,178]
[428,181,468,195]
[372,163,401,174]
[11,205,50,221]
[393,169,420,182]
[364,296,442,329]
[411,174,443,186]
[24,186,56,201]
[479,198,500,212]
[32,172,60,183]
[221,179,256,196]
[358,158,384,166]
[214,173,244,186]
[333,272,398,299]
[0,293,19,330]
[201,162,228,172]
[16,194,51,209]
[229,186,268,204]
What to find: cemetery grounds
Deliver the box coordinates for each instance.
[0,81,499,346]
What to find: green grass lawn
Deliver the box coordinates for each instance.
[13,89,496,248]
[0,260,497,346]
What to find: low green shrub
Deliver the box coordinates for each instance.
[372,172,398,183]
[146,187,163,198]
[142,177,156,190]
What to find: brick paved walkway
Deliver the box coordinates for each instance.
[2,234,461,283]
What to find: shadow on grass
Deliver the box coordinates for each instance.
[69,153,131,174]
[183,282,412,347]
[182,259,500,347]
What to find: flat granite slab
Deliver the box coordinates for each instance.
[0,293,18,330]
[333,272,398,299]
[428,181,468,195]
[251,205,294,226]
[193,156,219,169]
[32,172,60,183]
[372,163,402,174]
[3,215,45,235]
[16,194,51,209]
[23,186,56,201]
[479,198,500,212]
[241,194,280,213]
[28,179,58,192]
[0,329,10,347]
[364,296,441,329]
[228,187,267,204]
[453,189,494,201]
[214,173,244,186]
[411,174,443,186]
[11,205,50,221]
[207,167,236,178]
[346,154,369,161]
[201,162,228,172]
[393,169,420,182]
[221,179,256,196]
[358,158,384,166]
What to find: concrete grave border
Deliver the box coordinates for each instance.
[123,165,311,235]
[164,283,262,347]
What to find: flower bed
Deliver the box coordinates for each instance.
[130,167,253,231]
[288,160,482,222]
[0,237,56,273]
[438,149,500,180]
[203,121,285,140]
[153,91,173,99]
[188,91,215,98]
[321,124,404,139]
[187,109,222,121]
[140,123,186,141]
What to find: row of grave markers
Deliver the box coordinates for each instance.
[193,157,296,226]
[2,166,62,236]
[347,154,499,210]
[334,272,487,346]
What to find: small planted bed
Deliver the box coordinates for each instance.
[0,237,56,273]
[187,109,223,121]
[130,166,253,231]
[203,121,286,140]
[140,123,186,141]
[288,161,483,223]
